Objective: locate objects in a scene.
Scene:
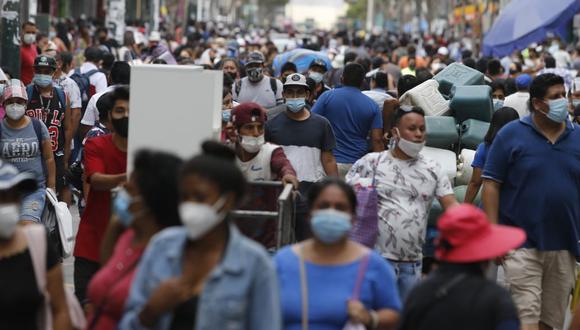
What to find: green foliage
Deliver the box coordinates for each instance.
[258,0,290,8]
[346,0,367,21]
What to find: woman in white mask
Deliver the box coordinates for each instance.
[0,161,71,329]
[275,178,401,330]
[119,141,281,330]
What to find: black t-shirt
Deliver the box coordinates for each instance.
[0,231,59,329]
[399,264,519,330]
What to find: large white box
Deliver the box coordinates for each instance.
[128,65,223,172]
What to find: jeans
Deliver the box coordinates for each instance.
[388,259,422,302]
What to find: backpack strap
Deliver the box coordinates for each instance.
[31,118,47,177]
[54,86,67,110]
[84,69,99,78]
[235,79,242,96]
[269,77,278,95]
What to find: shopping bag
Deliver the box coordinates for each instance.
[41,188,74,258]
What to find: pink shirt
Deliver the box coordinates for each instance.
[86,229,145,330]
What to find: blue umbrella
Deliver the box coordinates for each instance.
[272,49,332,77]
[483,0,580,57]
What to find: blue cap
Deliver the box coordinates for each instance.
[0,160,37,192]
[516,74,532,89]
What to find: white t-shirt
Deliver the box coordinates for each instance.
[503,91,530,118]
[236,143,279,181]
[232,76,284,109]
[80,85,116,126]
[68,62,108,95]
[53,75,81,109]
[554,50,572,69]
[362,88,394,109]
[346,151,453,261]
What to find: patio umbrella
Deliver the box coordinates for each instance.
[272,49,332,77]
[482,0,580,57]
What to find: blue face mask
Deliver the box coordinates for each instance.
[492,98,504,111]
[286,98,306,113]
[113,189,135,227]
[308,71,324,84]
[222,109,231,122]
[543,98,569,123]
[310,209,352,244]
[33,74,53,88]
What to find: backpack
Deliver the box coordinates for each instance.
[26,85,67,113]
[235,77,278,99]
[69,68,99,108]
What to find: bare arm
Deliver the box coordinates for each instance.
[89,173,127,191]
[321,151,338,177]
[438,194,459,210]
[464,168,483,204]
[47,264,72,330]
[70,107,82,140]
[370,128,385,152]
[377,309,400,330]
[42,139,56,190]
[482,179,501,224]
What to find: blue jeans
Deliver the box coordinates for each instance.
[388,259,422,302]
[21,188,46,222]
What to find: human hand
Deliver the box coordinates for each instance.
[282,175,299,190]
[141,278,191,325]
[347,300,371,326]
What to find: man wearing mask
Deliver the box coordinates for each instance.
[232,51,284,110]
[483,74,580,330]
[307,58,330,100]
[73,85,128,306]
[26,55,72,204]
[503,74,531,118]
[346,106,457,300]
[20,21,38,85]
[266,73,338,240]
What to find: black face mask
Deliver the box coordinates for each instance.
[112,117,129,138]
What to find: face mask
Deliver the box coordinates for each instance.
[33,74,53,88]
[493,98,504,111]
[222,109,231,122]
[541,98,569,123]
[5,103,26,120]
[572,99,580,108]
[286,98,306,113]
[310,209,352,244]
[395,128,425,158]
[112,117,129,137]
[0,204,20,239]
[309,71,324,84]
[113,189,136,227]
[179,197,227,240]
[23,33,36,45]
[240,134,264,153]
[0,84,5,96]
[48,31,56,40]
[246,67,263,83]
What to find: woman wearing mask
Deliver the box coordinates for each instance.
[218,57,241,81]
[275,178,401,330]
[490,81,507,111]
[85,150,182,330]
[464,107,520,205]
[119,141,281,330]
[0,161,70,329]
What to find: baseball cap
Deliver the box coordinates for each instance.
[2,79,28,103]
[231,102,267,128]
[149,31,161,42]
[309,58,327,71]
[437,47,449,56]
[284,73,309,88]
[435,204,526,263]
[0,159,37,193]
[33,55,57,70]
[515,74,532,89]
[246,51,265,65]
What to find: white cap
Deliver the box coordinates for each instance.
[284,73,309,88]
[437,47,449,56]
[149,31,161,42]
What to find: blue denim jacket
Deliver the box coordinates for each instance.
[118,224,281,330]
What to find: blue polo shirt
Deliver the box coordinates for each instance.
[483,116,580,256]
[312,86,383,164]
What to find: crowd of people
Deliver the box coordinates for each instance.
[0,17,579,330]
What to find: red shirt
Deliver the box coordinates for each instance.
[86,229,144,330]
[74,134,126,262]
[20,44,38,85]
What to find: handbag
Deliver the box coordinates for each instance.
[298,244,371,330]
[42,188,74,258]
[349,153,383,247]
[23,225,87,330]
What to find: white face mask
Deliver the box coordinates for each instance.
[240,134,265,153]
[23,33,36,45]
[5,103,26,120]
[0,204,20,239]
[395,128,425,158]
[179,197,227,240]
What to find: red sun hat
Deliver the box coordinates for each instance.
[231,102,267,129]
[435,204,526,263]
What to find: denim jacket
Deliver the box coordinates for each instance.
[118,224,281,330]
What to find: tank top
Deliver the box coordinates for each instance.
[26,86,66,154]
[236,143,279,181]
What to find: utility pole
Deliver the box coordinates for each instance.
[366,0,375,32]
[1,0,22,79]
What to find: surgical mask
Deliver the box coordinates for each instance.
[23,33,36,45]
[112,117,129,137]
[310,209,352,244]
[572,99,580,108]
[395,128,425,158]
[179,197,227,240]
[309,71,324,84]
[286,98,306,113]
[113,189,135,227]
[240,134,264,153]
[541,98,569,123]
[246,67,263,83]
[5,103,26,120]
[222,109,232,122]
[492,98,504,111]
[33,74,53,88]
[0,204,20,239]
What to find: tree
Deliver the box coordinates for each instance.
[346,0,367,21]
